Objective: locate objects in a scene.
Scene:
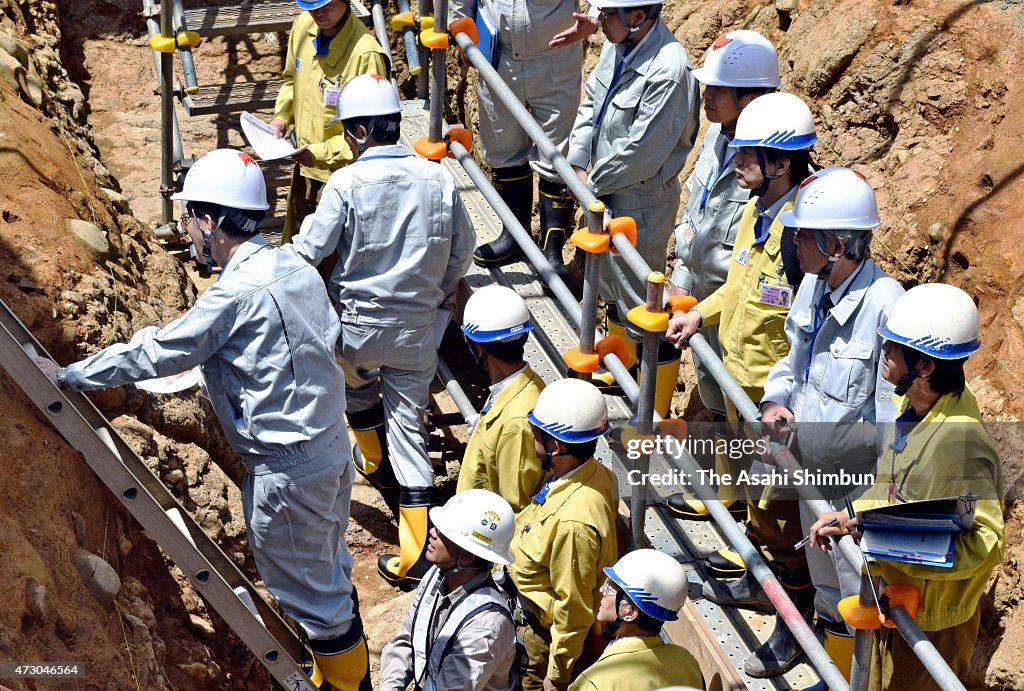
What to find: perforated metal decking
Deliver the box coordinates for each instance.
[398,99,821,690]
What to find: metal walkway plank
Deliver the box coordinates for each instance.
[184,0,370,38]
[0,300,316,691]
[182,78,282,116]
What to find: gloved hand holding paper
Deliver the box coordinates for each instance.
[240,111,309,161]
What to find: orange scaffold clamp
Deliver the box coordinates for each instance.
[563,335,631,375]
[421,16,479,50]
[414,124,474,161]
[627,272,669,333]
[838,584,920,630]
[570,207,637,255]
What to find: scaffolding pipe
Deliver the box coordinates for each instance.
[369,0,397,87]
[158,0,174,225]
[171,0,199,94]
[395,0,422,75]
[577,202,605,373]
[436,357,476,421]
[850,574,875,691]
[631,275,663,546]
[416,0,430,97]
[427,0,447,143]
[143,7,184,166]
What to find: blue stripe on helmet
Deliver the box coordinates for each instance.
[877,325,981,360]
[296,0,333,10]
[460,321,534,343]
[603,566,679,621]
[527,411,608,443]
[729,130,819,151]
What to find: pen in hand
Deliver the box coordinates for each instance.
[794,517,839,550]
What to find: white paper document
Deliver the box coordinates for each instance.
[240,111,309,161]
[136,367,203,394]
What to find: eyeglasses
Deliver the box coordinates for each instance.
[179,213,194,230]
[600,580,618,597]
[794,229,815,242]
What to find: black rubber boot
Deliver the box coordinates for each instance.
[744,578,816,678]
[474,163,533,267]
[538,178,574,286]
[702,567,776,614]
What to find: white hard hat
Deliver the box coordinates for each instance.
[171,149,270,211]
[604,549,686,621]
[691,31,781,88]
[429,489,516,565]
[588,0,663,8]
[778,167,882,230]
[331,74,401,123]
[462,285,534,343]
[528,379,609,443]
[878,283,981,360]
[731,92,817,151]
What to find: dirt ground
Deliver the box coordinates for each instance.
[1,0,1023,688]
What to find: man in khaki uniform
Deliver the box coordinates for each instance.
[270,0,387,241]
[506,379,618,691]
[456,285,546,514]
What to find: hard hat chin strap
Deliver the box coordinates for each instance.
[752,147,780,198]
[619,4,660,51]
[439,547,489,578]
[894,346,918,396]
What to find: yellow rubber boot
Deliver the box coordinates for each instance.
[351,426,384,474]
[348,405,399,515]
[377,487,432,589]
[654,346,681,419]
[823,620,855,681]
[311,635,370,691]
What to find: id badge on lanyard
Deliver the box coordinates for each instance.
[759,264,793,308]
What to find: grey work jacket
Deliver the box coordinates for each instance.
[449,0,578,58]
[295,144,475,328]
[566,19,699,202]
[65,238,347,471]
[379,568,517,691]
[671,123,749,297]
[762,259,905,469]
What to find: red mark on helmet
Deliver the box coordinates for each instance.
[852,170,868,181]
[799,174,818,188]
[238,152,257,166]
[371,74,387,82]
[712,36,733,50]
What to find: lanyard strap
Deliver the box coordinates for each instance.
[593,57,627,134]
[698,150,736,213]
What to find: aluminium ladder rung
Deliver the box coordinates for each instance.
[0,299,317,691]
[184,0,370,38]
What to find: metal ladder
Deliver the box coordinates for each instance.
[0,299,319,691]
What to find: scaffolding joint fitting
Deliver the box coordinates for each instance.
[444,124,473,158]
[149,30,202,54]
[421,17,478,51]
[838,584,920,630]
[626,304,669,333]
[392,11,432,30]
[666,295,699,314]
[569,228,610,254]
[606,215,637,255]
[562,335,630,374]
